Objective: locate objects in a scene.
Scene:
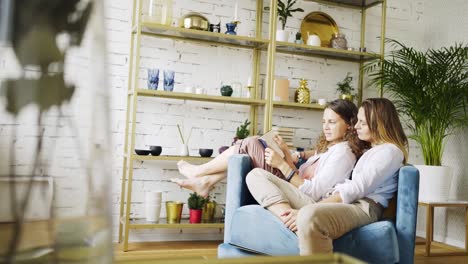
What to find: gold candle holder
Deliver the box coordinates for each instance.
[165,201,184,224]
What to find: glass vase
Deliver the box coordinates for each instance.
[0,1,112,263]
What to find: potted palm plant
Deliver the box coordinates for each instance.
[366,39,468,201]
[336,72,355,101]
[277,0,304,42]
[188,192,207,223]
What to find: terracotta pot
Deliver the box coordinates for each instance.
[189,209,202,223]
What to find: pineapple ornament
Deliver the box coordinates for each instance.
[294,79,310,104]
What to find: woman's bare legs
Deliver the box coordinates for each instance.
[177,145,237,178]
[171,172,226,197]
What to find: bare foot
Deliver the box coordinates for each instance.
[171,177,213,198]
[177,160,201,179]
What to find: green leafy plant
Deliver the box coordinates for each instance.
[236,119,251,139]
[336,72,355,95]
[366,39,468,166]
[188,192,207,210]
[277,0,304,30]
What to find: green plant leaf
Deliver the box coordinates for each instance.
[365,39,468,165]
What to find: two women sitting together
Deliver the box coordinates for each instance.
[172,98,408,255]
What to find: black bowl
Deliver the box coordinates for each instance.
[150,146,162,156]
[199,148,213,157]
[135,149,150,155]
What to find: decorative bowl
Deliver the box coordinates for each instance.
[182,12,209,31]
[135,149,150,155]
[199,148,213,157]
[150,146,162,156]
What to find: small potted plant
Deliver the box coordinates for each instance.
[234,119,251,143]
[336,72,355,101]
[277,0,304,41]
[219,119,251,154]
[188,192,207,224]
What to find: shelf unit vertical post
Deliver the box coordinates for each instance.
[357,6,367,105]
[118,0,139,244]
[379,0,387,97]
[250,0,264,135]
[123,0,145,252]
[264,0,278,132]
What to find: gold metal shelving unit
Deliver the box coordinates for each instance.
[119,0,386,251]
[118,0,273,252]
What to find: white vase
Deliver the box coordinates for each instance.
[179,144,189,156]
[415,165,452,202]
[276,29,289,42]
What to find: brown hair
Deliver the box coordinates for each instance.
[315,99,369,158]
[361,98,409,163]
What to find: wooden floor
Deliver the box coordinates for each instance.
[115,239,468,264]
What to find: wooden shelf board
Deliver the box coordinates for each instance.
[129,218,224,229]
[273,101,326,110]
[139,22,269,49]
[136,89,266,106]
[304,0,383,9]
[131,154,214,162]
[276,41,380,62]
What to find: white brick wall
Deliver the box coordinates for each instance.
[2,0,466,246]
[107,0,429,242]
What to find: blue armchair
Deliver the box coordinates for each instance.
[218,155,419,264]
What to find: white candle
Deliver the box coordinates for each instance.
[247,77,253,87]
[234,1,238,21]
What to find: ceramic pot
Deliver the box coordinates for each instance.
[416,165,453,201]
[276,30,289,42]
[189,209,202,223]
[220,85,233,96]
[179,144,189,156]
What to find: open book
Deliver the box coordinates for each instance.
[259,130,285,158]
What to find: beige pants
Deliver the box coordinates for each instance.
[246,168,316,209]
[297,200,382,255]
[246,168,382,255]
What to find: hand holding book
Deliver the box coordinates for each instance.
[258,130,285,158]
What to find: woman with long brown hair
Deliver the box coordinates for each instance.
[292,98,408,255]
[172,99,367,199]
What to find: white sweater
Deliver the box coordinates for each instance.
[298,142,356,201]
[333,143,404,207]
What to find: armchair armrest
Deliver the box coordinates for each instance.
[395,165,420,264]
[224,155,256,243]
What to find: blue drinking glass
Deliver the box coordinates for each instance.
[147,68,159,90]
[163,70,175,91]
